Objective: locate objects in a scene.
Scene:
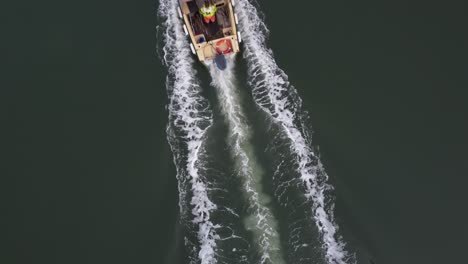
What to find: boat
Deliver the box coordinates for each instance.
[178,0,241,70]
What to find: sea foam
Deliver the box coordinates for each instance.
[158,0,219,263]
[209,58,285,264]
[236,0,353,263]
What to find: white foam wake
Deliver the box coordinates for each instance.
[158,1,219,263]
[209,58,285,264]
[236,0,352,263]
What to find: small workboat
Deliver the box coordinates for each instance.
[178,0,241,70]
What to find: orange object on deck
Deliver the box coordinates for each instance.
[203,15,215,23]
[215,39,232,54]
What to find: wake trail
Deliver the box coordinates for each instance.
[236,0,354,263]
[158,0,219,263]
[209,58,286,264]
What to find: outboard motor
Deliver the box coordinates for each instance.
[214,53,227,70]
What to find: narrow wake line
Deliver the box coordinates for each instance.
[158,0,219,263]
[236,0,353,263]
[209,58,285,264]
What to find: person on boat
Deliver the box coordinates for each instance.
[199,0,217,23]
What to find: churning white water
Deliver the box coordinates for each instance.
[235,0,353,263]
[209,58,285,264]
[159,0,352,262]
[158,0,219,263]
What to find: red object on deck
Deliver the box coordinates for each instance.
[203,15,216,23]
[215,39,232,54]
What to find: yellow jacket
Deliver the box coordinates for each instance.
[200,5,217,17]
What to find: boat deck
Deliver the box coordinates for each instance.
[180,0,240,61]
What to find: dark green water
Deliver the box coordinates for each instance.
[4,0,467,263]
